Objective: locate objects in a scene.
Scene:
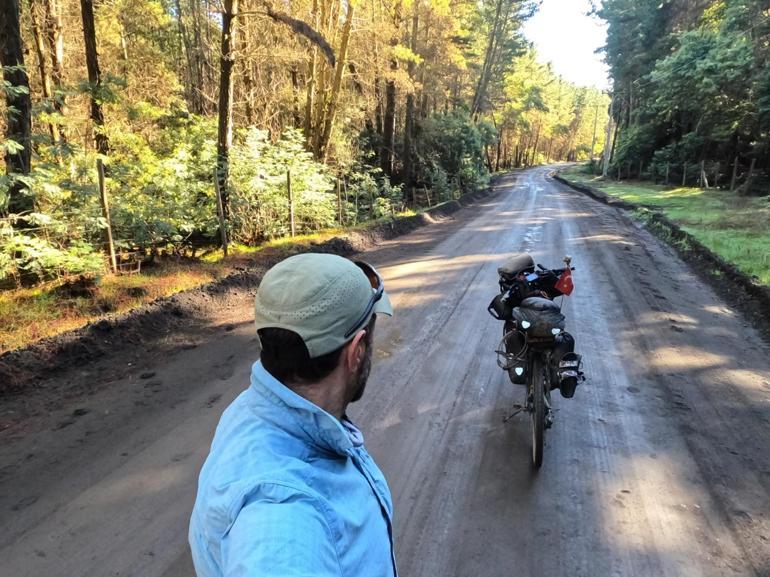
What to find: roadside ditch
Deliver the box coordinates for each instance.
[553,171,770,343]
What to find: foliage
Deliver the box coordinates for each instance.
[599,0,770,186]
[0,223,103,287]
[416,111,495,196]
[346,167,404,221]
[106,112,220,249]
[229,128,337,242]
[1,0,610,295]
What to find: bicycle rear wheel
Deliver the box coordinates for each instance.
[529,355,545,468]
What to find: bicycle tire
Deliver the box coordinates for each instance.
[530,355,545,468]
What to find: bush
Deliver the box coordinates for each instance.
[0,224,103,287]
[229,128,337,242]
[346,167,403,222]
[415,111,496,196]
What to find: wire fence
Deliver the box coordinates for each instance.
[592,156,766,192]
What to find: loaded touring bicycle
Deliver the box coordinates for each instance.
[488,253,584,468]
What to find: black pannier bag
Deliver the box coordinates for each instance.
[510,297,566,337]
[488,292,514,320]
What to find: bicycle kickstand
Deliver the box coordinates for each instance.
[503,404,526,423]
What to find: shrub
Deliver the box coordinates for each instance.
[346,166,403,222]
[415,111,496,195]
[229,128,337,242]
[0,223,103,287]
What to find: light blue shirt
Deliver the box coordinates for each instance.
[189,361,397,577]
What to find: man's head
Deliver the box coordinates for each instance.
[253,254,392,411]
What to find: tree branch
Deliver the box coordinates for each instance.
[238,4,336,68]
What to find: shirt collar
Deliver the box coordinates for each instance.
[249,361,364,455]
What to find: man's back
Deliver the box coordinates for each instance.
[189,361,396,577]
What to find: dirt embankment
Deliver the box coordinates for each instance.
[553,172,770,342]
[0,181,505,398]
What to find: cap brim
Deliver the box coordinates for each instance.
[373,290,393,317]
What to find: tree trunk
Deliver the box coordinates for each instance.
[472,0,503,117]
[402,1,419,202]
[44,0,66,140]
[380,72,396,175]
[309,0,331,154]
[530,123,541,166]
[290,65,301,128]
[80,0,109,155]
[374,76,383,134]
[602,95,615,177]
[380,1,402,175]
[318,1,353,160]
[216,0,238,220]
[29,0,59,144]
[190,0,210,112]
[174,0,202,113]
[0,0,33,216]
[303,0,319,144]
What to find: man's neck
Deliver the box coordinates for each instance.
[287,374,346,420]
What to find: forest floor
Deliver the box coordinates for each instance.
[0,219,419,354]
[0,188,490,393]
[559,165,770,287]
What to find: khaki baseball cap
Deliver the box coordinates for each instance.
[254,253,393,358]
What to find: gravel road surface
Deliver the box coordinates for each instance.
[1,166,768,577]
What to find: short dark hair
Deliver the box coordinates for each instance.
[259,316,376,385]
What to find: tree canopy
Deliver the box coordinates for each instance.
[0,0,608,286]
[598,0,770,187]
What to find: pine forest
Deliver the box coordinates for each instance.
[0,0,608,289]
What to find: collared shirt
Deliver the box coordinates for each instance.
[189,361,397,577]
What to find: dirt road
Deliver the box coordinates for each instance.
[1,166,768,577]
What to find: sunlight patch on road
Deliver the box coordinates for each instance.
[633,311,699,327]
[600,453,737,576]
[649,346,725,371]
[89,463,188,506]
[369,410,402,433]
[381,253,501,288]
[701,305,735,318]
[572,233,635,246]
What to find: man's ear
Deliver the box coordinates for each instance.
[344,329,367,373]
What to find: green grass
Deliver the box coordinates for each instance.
[560,164,770,287]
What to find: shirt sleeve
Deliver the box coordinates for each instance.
[221,484,341,577]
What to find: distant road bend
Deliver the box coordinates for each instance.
[1,166,768,577]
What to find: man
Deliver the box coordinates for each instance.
[189,253,396,577]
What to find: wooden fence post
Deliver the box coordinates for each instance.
[336,177,343,226]
[665,162,670,185]
[369,185,374,220]
[213,167,229,257]
[730,156,739,191]
[287,170,295,237]
[748,157,756,180]
[97,159,117,273]
[682,163,687,187]
[699,160,706,188]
